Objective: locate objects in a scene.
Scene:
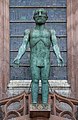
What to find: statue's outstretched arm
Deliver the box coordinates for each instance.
[50,30,64,66]
[13,29,30,65]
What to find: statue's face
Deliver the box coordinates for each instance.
[33,9,48,24]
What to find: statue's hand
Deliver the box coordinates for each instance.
[57,56,64,66]
[13,57,20,67]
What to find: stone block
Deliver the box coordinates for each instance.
[29,104,51,118]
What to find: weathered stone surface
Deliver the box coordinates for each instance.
[7,80,71,98]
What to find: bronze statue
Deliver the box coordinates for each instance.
[13,9,64,104]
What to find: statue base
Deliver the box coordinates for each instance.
[29,104,51,118]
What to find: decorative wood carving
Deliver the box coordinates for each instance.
[0,92,78,120]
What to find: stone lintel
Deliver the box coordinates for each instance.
[7,80,71,98]
[8,80,70,88]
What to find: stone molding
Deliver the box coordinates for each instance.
[7,80,71,98]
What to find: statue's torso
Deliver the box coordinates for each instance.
[29,28,51,66]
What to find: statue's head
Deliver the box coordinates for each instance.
[33,9,48,24]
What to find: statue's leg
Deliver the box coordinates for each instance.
[31,65,40,103]
[41,65,50,104]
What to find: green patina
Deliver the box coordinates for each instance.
[13,9,64,104]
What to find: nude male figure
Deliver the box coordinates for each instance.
[14,9,64,104]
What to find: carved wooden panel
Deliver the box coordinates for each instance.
[0,92,77,120]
